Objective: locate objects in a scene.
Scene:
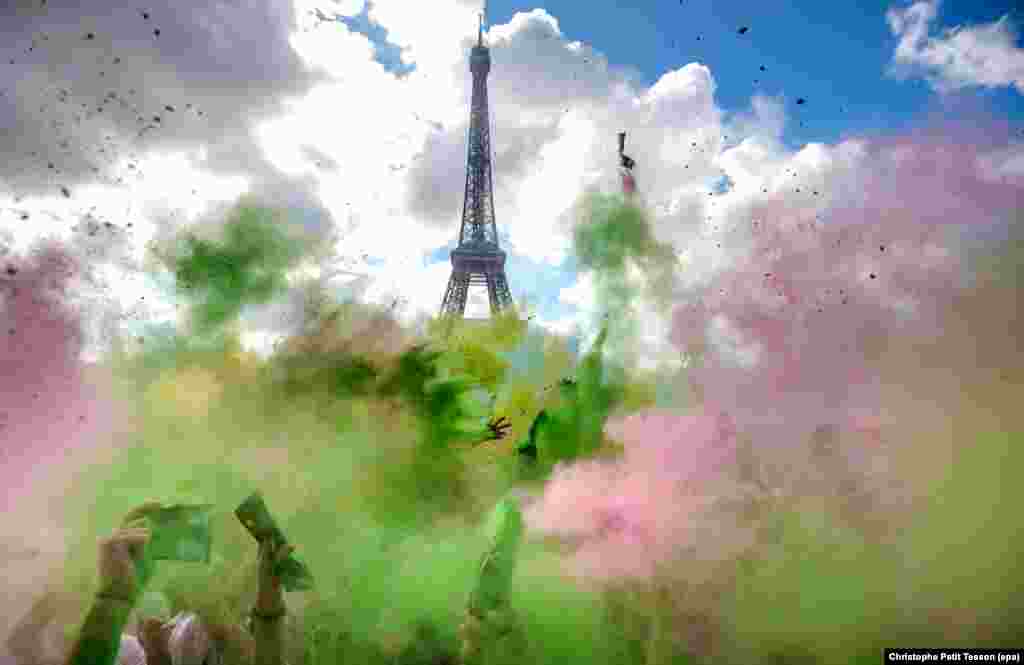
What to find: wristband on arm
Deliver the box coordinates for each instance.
[95,591,134,605]
[250,607,286,621]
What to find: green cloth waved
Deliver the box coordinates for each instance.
[513,325,621,479]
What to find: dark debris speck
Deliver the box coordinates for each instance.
[738,27,749,34]
[153,28,161,37]
[796,98,806,105]
[85,33,95,40]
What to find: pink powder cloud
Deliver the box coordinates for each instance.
[524,407,745,582]
[528,126,1023,584]
[672,132,1022,441]
[0,244,122,517]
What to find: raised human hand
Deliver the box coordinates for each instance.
[255,539,295,616]
[483,416,511,442]
[97,502,163,601]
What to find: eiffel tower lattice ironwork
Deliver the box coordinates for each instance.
[440,10,513,318]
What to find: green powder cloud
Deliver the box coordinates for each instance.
[45,184,1024,665]
[571,192,677,367]
[163,198,311,335]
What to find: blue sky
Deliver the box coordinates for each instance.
[489,0,1022,147]
[350,0,1022,150]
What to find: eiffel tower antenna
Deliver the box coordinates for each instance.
[439,5,514,318]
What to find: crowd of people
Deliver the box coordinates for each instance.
[7,496,529,665]
[8,502,297,665]
[5,327,614,665]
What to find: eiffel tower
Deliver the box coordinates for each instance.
[439,9,513,318]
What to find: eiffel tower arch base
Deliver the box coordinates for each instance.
[440,248,513,317]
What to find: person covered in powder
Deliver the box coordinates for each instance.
[509,324,623,480]
[458,494,528,665]
[63,502,294,665]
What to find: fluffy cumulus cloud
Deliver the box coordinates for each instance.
[2,0,1022,372]
[886,0,1024,94]
[0,0,333,197]
[0,0,731,363]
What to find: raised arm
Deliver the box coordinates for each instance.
[249,539,295,665]
[7,590,64,664]
[65,503,163,665]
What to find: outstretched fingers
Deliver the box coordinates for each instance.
[486,416,512,440]
[121,502,163,526]
[104,527,150,562]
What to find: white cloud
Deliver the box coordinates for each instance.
[534,314,580,339]
[558,271,596,311]
[886,0,1024,94]
[0,0,798,362]
[288,18,379,80]
[9,0,1017,370]
[359,256,452,323]
[367,0,482,73]
[508,111,596,263]
[293,0,366,29]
